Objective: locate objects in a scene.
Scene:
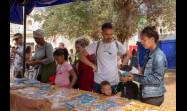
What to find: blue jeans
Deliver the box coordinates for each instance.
[93,82,117,94]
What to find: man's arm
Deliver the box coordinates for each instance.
[116,41,131,66]
[122,51,131,66]
[12,48,23,57]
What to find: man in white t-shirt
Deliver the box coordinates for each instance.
[79,23,130,93]
[12,33,24,78]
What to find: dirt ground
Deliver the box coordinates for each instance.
[160,70,176,110]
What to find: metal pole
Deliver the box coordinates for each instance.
[22,5,26,77]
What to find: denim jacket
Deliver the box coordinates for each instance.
[133,47,167,98]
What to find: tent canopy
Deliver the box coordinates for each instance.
[137,40,176,69]
[10,0,90,24]
[10,0,91,74]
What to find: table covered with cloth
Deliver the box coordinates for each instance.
[10,80,175,111]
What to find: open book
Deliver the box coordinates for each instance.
[129,66,139,74]
[119,66,142,76]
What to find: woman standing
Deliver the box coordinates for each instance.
[27,29,56,83]
[128,26,168,106]
[75,38,94,91]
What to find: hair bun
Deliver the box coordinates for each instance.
[150,26,156,31]
[75,37,90,48]
[141,26,159,43]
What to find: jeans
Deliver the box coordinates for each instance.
[138,85,164,106]
[93,82,117,94]
[141,95,164,106]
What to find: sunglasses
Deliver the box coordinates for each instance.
[14,38,19,40]
[34,37,41,40]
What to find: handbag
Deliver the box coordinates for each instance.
[37,44,56,83]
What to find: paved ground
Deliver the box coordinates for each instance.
[160,70,176,110]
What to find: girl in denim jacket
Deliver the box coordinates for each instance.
[128,26,167,106]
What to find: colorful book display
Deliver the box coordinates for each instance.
[11,82,161,111]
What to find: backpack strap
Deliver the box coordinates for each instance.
[44,45,47,58]
[95,40,119,60]
[42,43,47,59]
[95,41,100,66]
[115,40,120,55]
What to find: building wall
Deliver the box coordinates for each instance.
[10,13,41,50]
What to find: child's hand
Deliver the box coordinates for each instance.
[128,74,133,81]
[138,65,143,74]
[120,76,129,82]
[127,73,133,81]
[115,92,122,97]
[120,73,133,82]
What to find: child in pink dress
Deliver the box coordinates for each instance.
[52,48,77,88]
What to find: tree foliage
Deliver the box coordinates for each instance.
[33,0,176,43]
[33,0,115,40]
[113,0,176,42]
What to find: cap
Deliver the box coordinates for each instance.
[33,29,44,38]
[13,33,22,40]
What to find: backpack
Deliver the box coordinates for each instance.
[116,81,139,99]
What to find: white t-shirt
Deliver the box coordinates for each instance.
[14,45,23,72]
[86,40,127,85]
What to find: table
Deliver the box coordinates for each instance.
[10,82,175,111]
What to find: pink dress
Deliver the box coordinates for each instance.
[55,62,73,88]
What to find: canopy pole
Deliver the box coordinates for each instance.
[22,5,27,77]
